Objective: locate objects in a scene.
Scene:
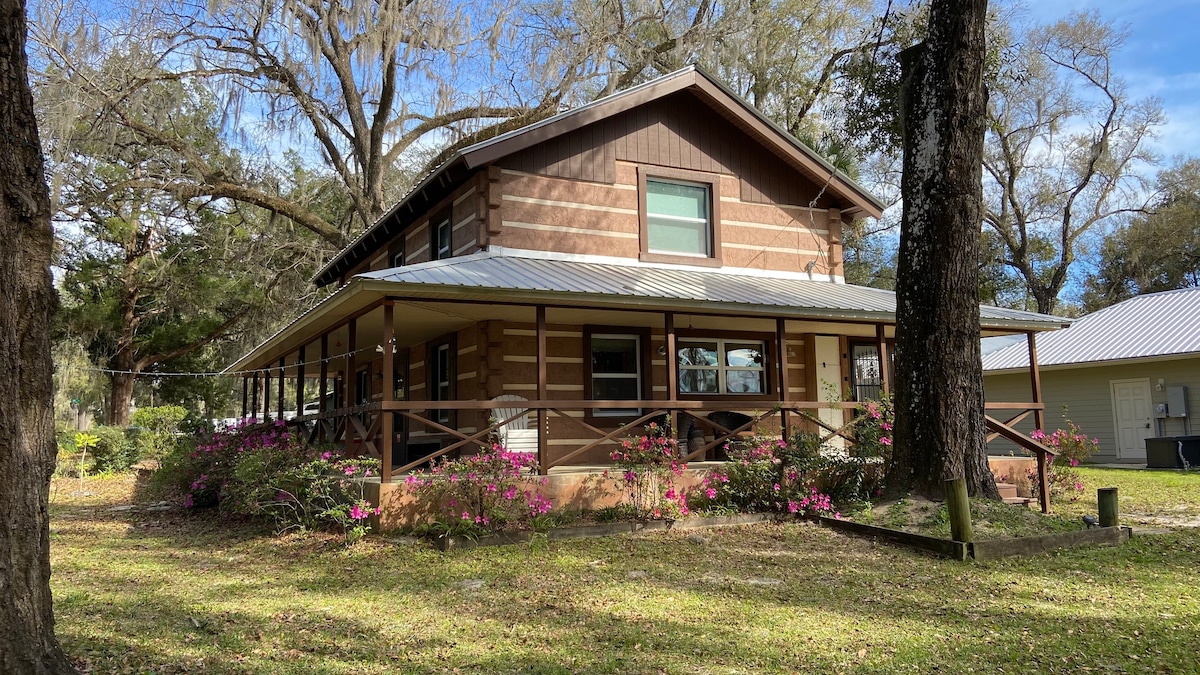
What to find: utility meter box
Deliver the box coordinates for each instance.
[1167,385,1189,418]
[1154,403,1169,419]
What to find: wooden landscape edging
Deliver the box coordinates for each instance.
[809,516,970,560]
[429,514,1133,558]
[969,526,1132,561]
[431,513,780,551]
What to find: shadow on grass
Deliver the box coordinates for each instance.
[54,505,1200,674]
[49,469,1200,674]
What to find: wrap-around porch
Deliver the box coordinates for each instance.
[232,295,1059,511]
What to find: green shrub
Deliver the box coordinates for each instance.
[131,405,189,459]
[89,426,140,473]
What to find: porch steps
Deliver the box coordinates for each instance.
[997,482,1034,508]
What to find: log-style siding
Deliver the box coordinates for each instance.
[343,182,480,278]
[493,163,841,275]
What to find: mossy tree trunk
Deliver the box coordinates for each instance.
[886,0,1000,500]
[0,0,78,670]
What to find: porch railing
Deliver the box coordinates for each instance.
[281,399,1054,511]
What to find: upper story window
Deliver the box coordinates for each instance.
[646,180,710,257]
[639,167,722,265]
[432,215,452,261]
[677,339,765,394]
[390,239,405,268]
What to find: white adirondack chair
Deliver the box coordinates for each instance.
[491,394,537,455]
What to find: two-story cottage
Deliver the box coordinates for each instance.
[226,67,1066,512]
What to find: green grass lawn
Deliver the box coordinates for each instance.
[49,468,1200,674]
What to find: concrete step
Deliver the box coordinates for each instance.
[1002,496,1034,507]
[997,482,1018,499]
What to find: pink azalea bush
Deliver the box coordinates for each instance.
[609,421,688,519]
[685,436,837,517]
[1028,417,1099,503]
[405,444,553,533]
[163,419,381,542]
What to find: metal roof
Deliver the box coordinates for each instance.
[360,251,1068,329]
[982,287,1200,371]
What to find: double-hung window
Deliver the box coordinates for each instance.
[590,334,642,416]
[639,167,721,264]
[646,179,711,257]
[677,339,766,394]
[431,211,452,261]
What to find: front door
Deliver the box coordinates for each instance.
[1111,378,1152,461]
[813,336,845,450]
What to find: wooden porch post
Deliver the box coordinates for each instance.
[1028,330,1050,513]
[876,324,891,395]
[277,356,286,420]
[536,305,547,474]
[346,318,357,455]
[346,317,357,410]
[295,346,305,416]
[776,318,789,436]
[664,312,679,450]
[251,372,259,420]
[381,302,395,483]
[241,376,248,419]
[319,331,328,441]
[263,369,272,421]
[319,334,329,412]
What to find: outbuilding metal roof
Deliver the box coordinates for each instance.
[360,250,1068,329]
[982,287,1200,371]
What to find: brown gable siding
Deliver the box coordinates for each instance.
[502,92,838,210]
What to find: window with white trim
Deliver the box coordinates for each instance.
[677,339,766,394]
[432,216,452,260]
[646,179,711,257]
[590,334,641,416]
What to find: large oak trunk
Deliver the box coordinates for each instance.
[0,0,78,671]
[886,0,999,500]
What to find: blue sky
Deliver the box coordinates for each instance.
[1021,0,1200,160]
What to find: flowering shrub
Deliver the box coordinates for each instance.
[609,421,688,519]
[405,444,553,534]
[162,420,381,542]
[690,437,790,512]
[853,396,895,459]
[788,488,840,518]
[686,436,840,518]
[1029,416,1099,503]
[773,396,892,504]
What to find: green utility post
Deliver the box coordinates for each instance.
[945,478,972,543]
[1098,487,1119,527]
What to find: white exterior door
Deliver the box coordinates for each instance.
[813,336,845,450]
[1111,378,1152,461]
